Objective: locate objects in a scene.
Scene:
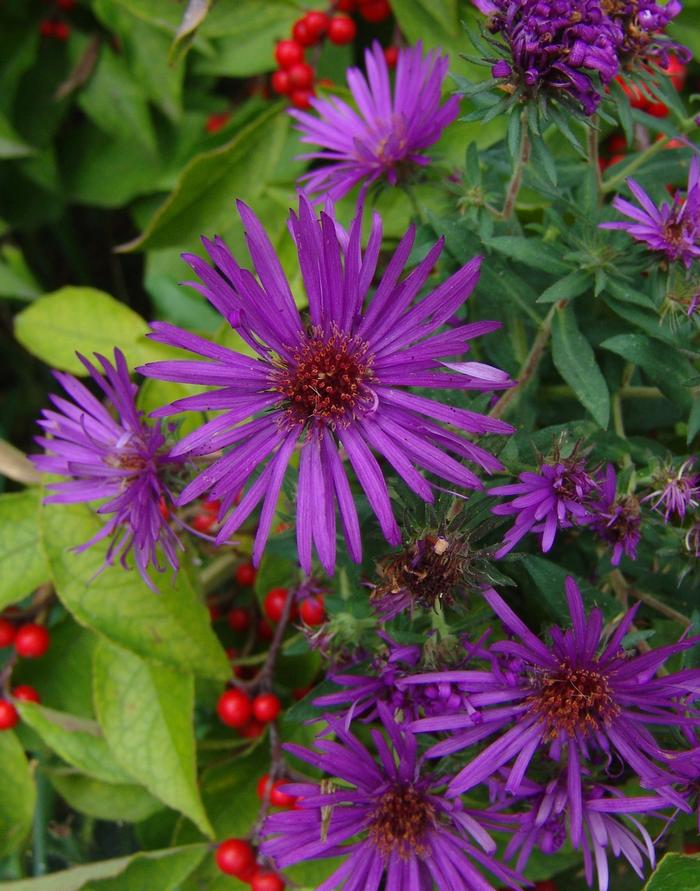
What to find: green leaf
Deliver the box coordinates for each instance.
[93,639,213,836]
[0,244,42,301]
[0,110,34,159]
[536,269,591,303]
[601,333,694,409]
[688,397,700,444]
[0,731,35,856]
[17,702,135,785]
[78,45,156,153]
[644,853,700,891]
[0,845,207,891]
[13,286,173,375]
[485,236,570,275]
[521,555,618,622]
[551,304,610,428]
[0,489,49,609]
[169,0,212,65]
[47,769,163,823]
[40,500,230,680]
[119,103,290,252]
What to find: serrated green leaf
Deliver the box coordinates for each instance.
[0,845,207,891]
[93,639,213,837]
[521,555,618,622]
[17,702,135,784]
[537,269,591,304]
[644,853,700,891]
[485,236,570,274]
[40,499,230,680]
[119,104,289,252]
[0,731,35,856]
[0,489,49,609]
[47,769,163,823]
[551,304,610,427]
[13,286,174,375]
[601,333,694,409]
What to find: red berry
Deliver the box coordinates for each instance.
[607,153,627,167]
[271,69,292,95]
[216,689,253,728]
[327,15,356,44]
[337,0,356,10]
[0,619,16,648]
[235,563,256,587]
[208,603,223,622]
[290,89,314,110]
[292,684,312,700]
[39,19,55,37]
[264,588,290,623]
[12,686,40,704]
[56,0,77,9]
[665,54,686,91]
[257,618,274,641]
[251,871,285,891]
[288,62,315,90]
[292,18,317,47]
[257,774,298,808]
[201,498,221,513]
[215,838,255,878]
[228,607,251,633]
[304,11,330,39]
[684,842,700,854]
[239,718,265,738]
[158,496,170,521]
[193,512,217,532]
[534,882,559,891]
[359,0,391,22]
[384,45,399,67]
[606,133,627,154]
[616,77,649,110]
[15,624,50,659]
[0,701,18,730]
[253,692,281,723]
[274,39,305,68]
[53,21,70,40]
[299,595,325,626]
[645,100,669,118]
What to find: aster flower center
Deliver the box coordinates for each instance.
[368,785,435,859]
[274,327,376,426]
[531,661,620,737]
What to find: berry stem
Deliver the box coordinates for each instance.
[501,111,530,220]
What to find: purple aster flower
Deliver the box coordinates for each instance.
[260,704,524,891]
[32,349,182,589]
[289,41,460,201]
[404,579,700,821]
[503,777,669,891]
[481,0,622,115]
[138,197,514,576]
[313,631,492,726]
[490,453,597,557]
[600,157,700,268]
[643,459,700,523]
[591,464,641,565]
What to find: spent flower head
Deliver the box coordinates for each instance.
[139,196,513,576]
[32,349,182,589]
[591,464,642,565]
[643,458,700,523]
[290,41,460,201]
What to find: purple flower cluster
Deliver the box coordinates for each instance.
[32,350,181,589]
[644,459,700,522]
[601,157,700,268]
[603,0,686,65]
[591,464,642,565]
[291,42,459,201]
[482,0,623,115]
[137,196,513,576]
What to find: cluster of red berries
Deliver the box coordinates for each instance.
[263,587,326,627]
[216,837,285,889]
[0,619,49,731]
[615,55,686,118]
[217,688,281,737]
[271,1,394,109]
[39,0,76,41]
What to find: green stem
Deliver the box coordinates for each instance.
[501,112,530,220]
[588,118,603,198]
[32,770,49,877]
[602,134,669,193]
[403,184,427,225]
[489,302,560,419]
[542,384,662,399]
